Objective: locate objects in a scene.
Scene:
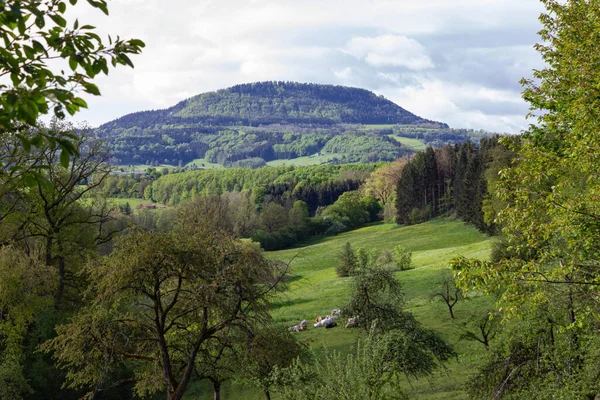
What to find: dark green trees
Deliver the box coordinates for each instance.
[395,138,514,231]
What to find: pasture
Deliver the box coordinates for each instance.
[186,219,494,399]
[266,153,344,167]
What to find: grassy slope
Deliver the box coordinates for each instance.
[266,153,343,167]
[390,135,427,151]
[184,158,225,169]
[186,219,494,399]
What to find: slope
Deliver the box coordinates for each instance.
[185,219,494,399]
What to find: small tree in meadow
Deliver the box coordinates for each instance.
[392,245,412,270]
[336,242,357,277]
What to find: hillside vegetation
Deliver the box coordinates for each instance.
[185,219,494,399]
[94,82,492,167]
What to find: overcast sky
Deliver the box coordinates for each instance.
[70,0,546,133]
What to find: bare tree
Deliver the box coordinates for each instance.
[430,272,463,319]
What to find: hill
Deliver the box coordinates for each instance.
[100,82,444,129]
[95,82,476,167]
[186,219,494,399]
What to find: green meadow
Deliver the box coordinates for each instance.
[266,153,343,167]
[187,219,494,399]
[390,135,427,151]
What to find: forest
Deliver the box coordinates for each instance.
[94,82,490,167]
[1,0,600,399]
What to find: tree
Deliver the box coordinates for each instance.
[429,271,462,320]
[336,241,357,277]
[322,191,369,229]
[0,245,57,399]
[0,125,121,309]
[459,311,499,350]
[391,244,412,271]
[43,227,284,400]
[239,326,306,400]
[0,0,144,165]
[451,1,600,396]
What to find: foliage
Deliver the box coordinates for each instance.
[336,242,357,277]
[451,1,600,397]
[395,138,514,231]
[391,245,412,271]
[0,0,144,164]
[43,227,284,400]
[0,124,122,308]
[0,246,57,399]
[238,325,306,400]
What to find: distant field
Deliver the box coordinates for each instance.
[116,164,176,172]
[390,134,427,151]
[184,158,225,169]
[187,219,494,399]
[359,124,398,130]
[266,153,343,167]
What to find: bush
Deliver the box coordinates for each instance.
[408,206,431,225]
[392,245,412,270]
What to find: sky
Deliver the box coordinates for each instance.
[70,0,546,134]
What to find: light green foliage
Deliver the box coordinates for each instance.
[0,0,144,164]
[0,246,57,399]
[392,245,412,271]
[450,1,600,397]
[322,191,370,230]
[274,333,409,400]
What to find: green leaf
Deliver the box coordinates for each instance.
[58,2,67,14]
[60,149,70,168]
[16,135,31,152]
[72,97,88,108]
[69,56,77,71]
[20,100,39,124]
[83,82,100,96]
[74,18,79,30]
[50,14,67,28]
[69,0,78,5]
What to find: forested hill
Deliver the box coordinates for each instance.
[100,82,446,129]
[95,82,484,167]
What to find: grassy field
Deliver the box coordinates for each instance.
[266,153,343,167]
[184,158,225,169]
[390,135,427,151]
[186,219,494,399]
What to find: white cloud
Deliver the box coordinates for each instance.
[344,35,434,70]
[379,79,528,133]
[66,0,545,132]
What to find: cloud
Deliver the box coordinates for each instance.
[343,35,434,70]
[378,78,529,133]
[66,0,546,133]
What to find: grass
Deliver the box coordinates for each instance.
[185,219,494,399]
[390,135,427,151]
[116,164,176,172]
[266,153,343,167]
[184,158,225,169]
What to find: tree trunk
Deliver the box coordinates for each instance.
[448,304,455,320]
[264,389,271,400]
[213,381,221,400]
